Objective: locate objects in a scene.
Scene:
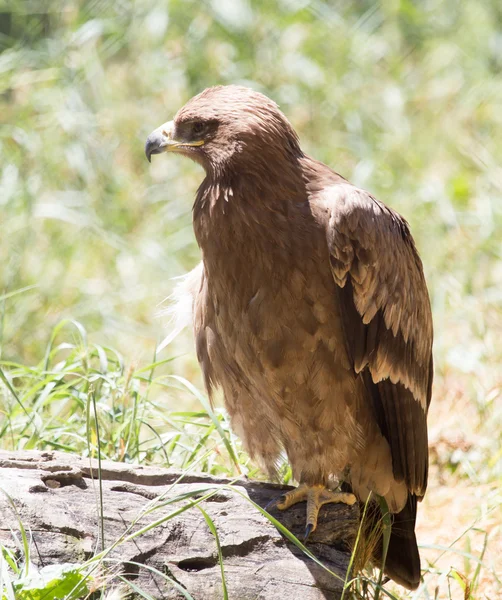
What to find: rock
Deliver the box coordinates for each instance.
[0,450,359,599]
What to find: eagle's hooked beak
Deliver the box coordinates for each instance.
[145,120,205,163]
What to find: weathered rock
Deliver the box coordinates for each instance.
[0,450,359,599]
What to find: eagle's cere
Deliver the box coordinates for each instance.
[146,85,433,590]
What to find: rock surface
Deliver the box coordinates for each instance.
[0,450,359,599]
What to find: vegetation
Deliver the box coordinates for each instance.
[1,0,501,598]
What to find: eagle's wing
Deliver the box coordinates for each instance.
[324,184,433,497]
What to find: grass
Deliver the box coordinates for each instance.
[0,318,245,475]
[1,318,500,599]
[1,0,502,598]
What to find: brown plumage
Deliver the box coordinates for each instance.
[145,85,433,590]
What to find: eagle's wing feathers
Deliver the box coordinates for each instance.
[324,184,433,497]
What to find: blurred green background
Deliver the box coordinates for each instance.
[1,1,501,595]
[2,0,501,372]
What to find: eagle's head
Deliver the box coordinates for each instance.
[145,85,302,175]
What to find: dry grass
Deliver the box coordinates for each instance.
[413,376,502,599]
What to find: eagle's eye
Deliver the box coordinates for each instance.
[192,121,205,136]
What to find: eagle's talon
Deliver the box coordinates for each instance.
[304,522,314,542]
[264,493,285,512]
[277,484,356,537]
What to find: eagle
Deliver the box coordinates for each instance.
[145,85,433,590]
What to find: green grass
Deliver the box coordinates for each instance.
[0,318,245,475]
[1,0,502,598]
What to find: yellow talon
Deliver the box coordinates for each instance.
[277,483,356,534]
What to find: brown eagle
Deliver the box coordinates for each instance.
[145,85,433,590]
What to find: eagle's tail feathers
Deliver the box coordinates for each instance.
[378,493,421,590]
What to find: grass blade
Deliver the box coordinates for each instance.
[198,506,228,600]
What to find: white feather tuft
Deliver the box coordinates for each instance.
[156,262,203,353]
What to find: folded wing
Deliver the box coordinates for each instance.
[325,184,433,497]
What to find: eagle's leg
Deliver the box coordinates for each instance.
[277,484,356,538]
